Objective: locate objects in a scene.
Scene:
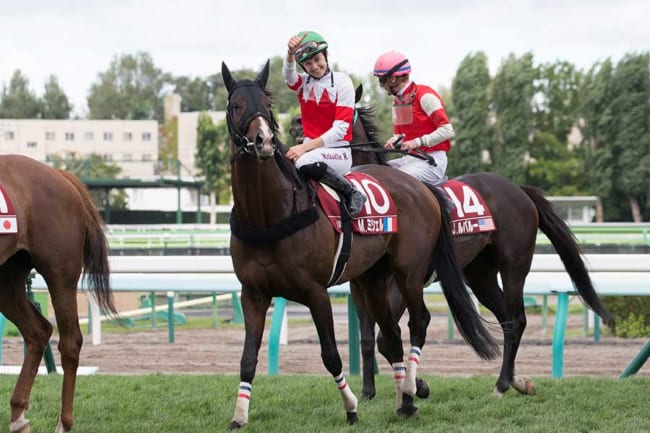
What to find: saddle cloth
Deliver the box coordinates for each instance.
[442,180,496,236]
[0,185,18,234]
[315,172,398,234]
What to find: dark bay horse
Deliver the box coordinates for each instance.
[346,103,613,400]
[0,155,116,433]
[222,61,498,429]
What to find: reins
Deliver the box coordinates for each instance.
[334,141,438,166]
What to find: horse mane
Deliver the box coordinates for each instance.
[355,104,382,146]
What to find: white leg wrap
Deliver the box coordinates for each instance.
[55,417,67,433]
[392,362,406,409]
[334,373,358,413]
[403,346,421,397]
[232,381,252,427]
[9,413,29,433]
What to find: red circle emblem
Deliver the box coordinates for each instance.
[3,220,11,230]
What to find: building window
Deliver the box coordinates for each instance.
[103,154,113,161]
[26,141,37,148]
[65,132,75,141]
[123,153,132,162]
[5,131,15,140]
[104,132,113,141]
[142,154,152,161]
[45,131,55,140]
[142,132,152,141]
[123,132,133,141]
[84,132,94,141]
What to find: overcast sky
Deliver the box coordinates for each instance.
[1,0,648,117]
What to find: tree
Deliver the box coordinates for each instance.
[50,153,127,209]
[195,113,231,203]
[450,51,493,176]
[527,131,584,195]
[491,53,537,184]
[533,61,582,143]
[171,76,214,112]
[0,70,41,118]
[41,75,72,119]
[609,52,650,222]
[87,52,169,120]
[579,59,616,220]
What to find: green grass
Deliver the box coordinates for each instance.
[0,375,648,432]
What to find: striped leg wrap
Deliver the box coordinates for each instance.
[232,381,252,426]
[334,373,358,413]
[404,346,421,397]
[392,362,406,409]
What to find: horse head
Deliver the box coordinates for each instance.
[222,60,278,160]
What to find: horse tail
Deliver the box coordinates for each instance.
[520,186,613,325]
[429,186,500,360]
[58,170,117,316]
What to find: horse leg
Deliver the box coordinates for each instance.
[47,276,84,433]
[498,268,533,396]
[398,284,430,418]
[0,268,52,433]
[307,290,358,425]
[229,289,271,430]
[349,280,377,400]
[355,273,418,417]
[465,263,534,397]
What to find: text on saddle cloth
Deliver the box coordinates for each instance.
[442,180,496,236]
[314,172,398,234]
[0,185,18,234]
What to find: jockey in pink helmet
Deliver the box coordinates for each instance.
[282,31,366,217]
[373,51,455,188]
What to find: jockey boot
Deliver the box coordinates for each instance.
[321,167,367,217]
[436,186,455,214]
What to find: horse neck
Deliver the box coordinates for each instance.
[231,155,308,228]
[351,128,385,167]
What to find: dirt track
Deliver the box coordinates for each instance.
[2,312,648,378]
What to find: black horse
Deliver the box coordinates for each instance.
[343,103,613,399]
[222,61,497,429]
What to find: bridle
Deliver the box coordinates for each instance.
[226,80,277,160]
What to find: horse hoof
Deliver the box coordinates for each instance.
[415,378,430,399]
[228,421,243,431]
[361,391,376,401]
[492,387,505,398]
[346,411,359,425]
[512,376,536,395]
[396,405,420,419]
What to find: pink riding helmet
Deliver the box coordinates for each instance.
[373,51,412,77]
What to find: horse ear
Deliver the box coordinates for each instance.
[222,62,235,94]
[256,60,270,90]
[355,83,363,104]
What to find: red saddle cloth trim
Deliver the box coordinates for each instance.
[0,185,19,234]
[441,180,496,236]
[314,172,398,234]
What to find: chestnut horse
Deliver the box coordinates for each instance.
[344,103,613,400]
[222,61,498,429]
[0,155,116,433]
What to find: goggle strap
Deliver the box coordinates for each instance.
[384,58,409,77]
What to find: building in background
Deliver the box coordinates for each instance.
[0,118,158,178]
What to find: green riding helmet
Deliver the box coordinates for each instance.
[294,31,328,63]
